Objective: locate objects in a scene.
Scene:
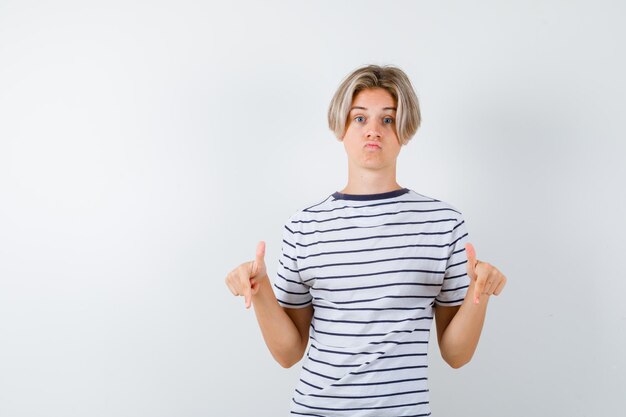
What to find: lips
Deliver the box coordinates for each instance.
[365,142,381,149]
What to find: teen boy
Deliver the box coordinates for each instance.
[225,64,507,416]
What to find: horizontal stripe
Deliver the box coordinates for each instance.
[297,230,458,248]
[276,297,312,307]
[451,246,467,256]
[446,259,467,270]
[434,297,465,304]
[279,259,300,274]
[309,344,385,356]
[292,397,429,411]
[314,315,432,325]
[304,268,444,284]
[275,284,310,295]
[304,197,440,213]
[313,295,433,305]
[295,388,428,400]
[282,238,296,249]
[450,231,469,247]
[312,304,427,311]
[444,272,466,280]
[281,252,297,262]
[302,366,340,381]
[299,378,322,390]
[332,376,428,387]
[278,274,309,287]
[292,210,458,228]
[298,255,449,273]
[440,284,469,292]
[350,365,428,376]
[291,411,326,417]
[298,241,456,261]
[314,282,441,292]
[368,340,428,346]
[311,324,429,338]
[308,356,363,368]
[379,353,428,360]
[291,411,324,417]
[308,335,430,348]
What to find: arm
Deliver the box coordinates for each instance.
[224,240,314,369]
[435,243,507,368]
[251,277,313,368]
[435,280,489,369]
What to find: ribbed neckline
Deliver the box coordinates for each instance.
[332,187,410,201]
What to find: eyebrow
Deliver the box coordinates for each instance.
[350,106,397,112]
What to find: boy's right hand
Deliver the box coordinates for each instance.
[225,241,268,309]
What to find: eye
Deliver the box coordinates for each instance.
[383,117,394,124]
[355,116,365,123]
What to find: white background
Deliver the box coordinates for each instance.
[1,1,624,416]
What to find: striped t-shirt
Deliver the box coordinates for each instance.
[273,187,470,417]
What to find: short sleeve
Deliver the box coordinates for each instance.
[273,218,312,309]
[435,214,471,307]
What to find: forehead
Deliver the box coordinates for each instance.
[350,88,396,111]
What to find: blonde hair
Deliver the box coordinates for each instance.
[327,64,421,146]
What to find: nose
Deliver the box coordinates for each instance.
[366,129,381,139]
[365,121,382,139]
[363,116,386,139]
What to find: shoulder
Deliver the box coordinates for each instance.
[282,192,336,233]
[406,189,465,221]
[295,193,336,218]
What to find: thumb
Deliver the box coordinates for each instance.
[251,240,266,277]
[465,242,477,281]
[465,242,483,304]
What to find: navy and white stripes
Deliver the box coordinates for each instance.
[274,188,470,416]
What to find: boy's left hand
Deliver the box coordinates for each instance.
[465,242,507,304]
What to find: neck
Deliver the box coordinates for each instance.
[340,164,401,195]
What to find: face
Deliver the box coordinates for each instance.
[341,87,402,172]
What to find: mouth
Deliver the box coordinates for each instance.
[365,142,381,149]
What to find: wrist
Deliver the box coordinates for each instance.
[466,281,490,304]
[253,275,274,301]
